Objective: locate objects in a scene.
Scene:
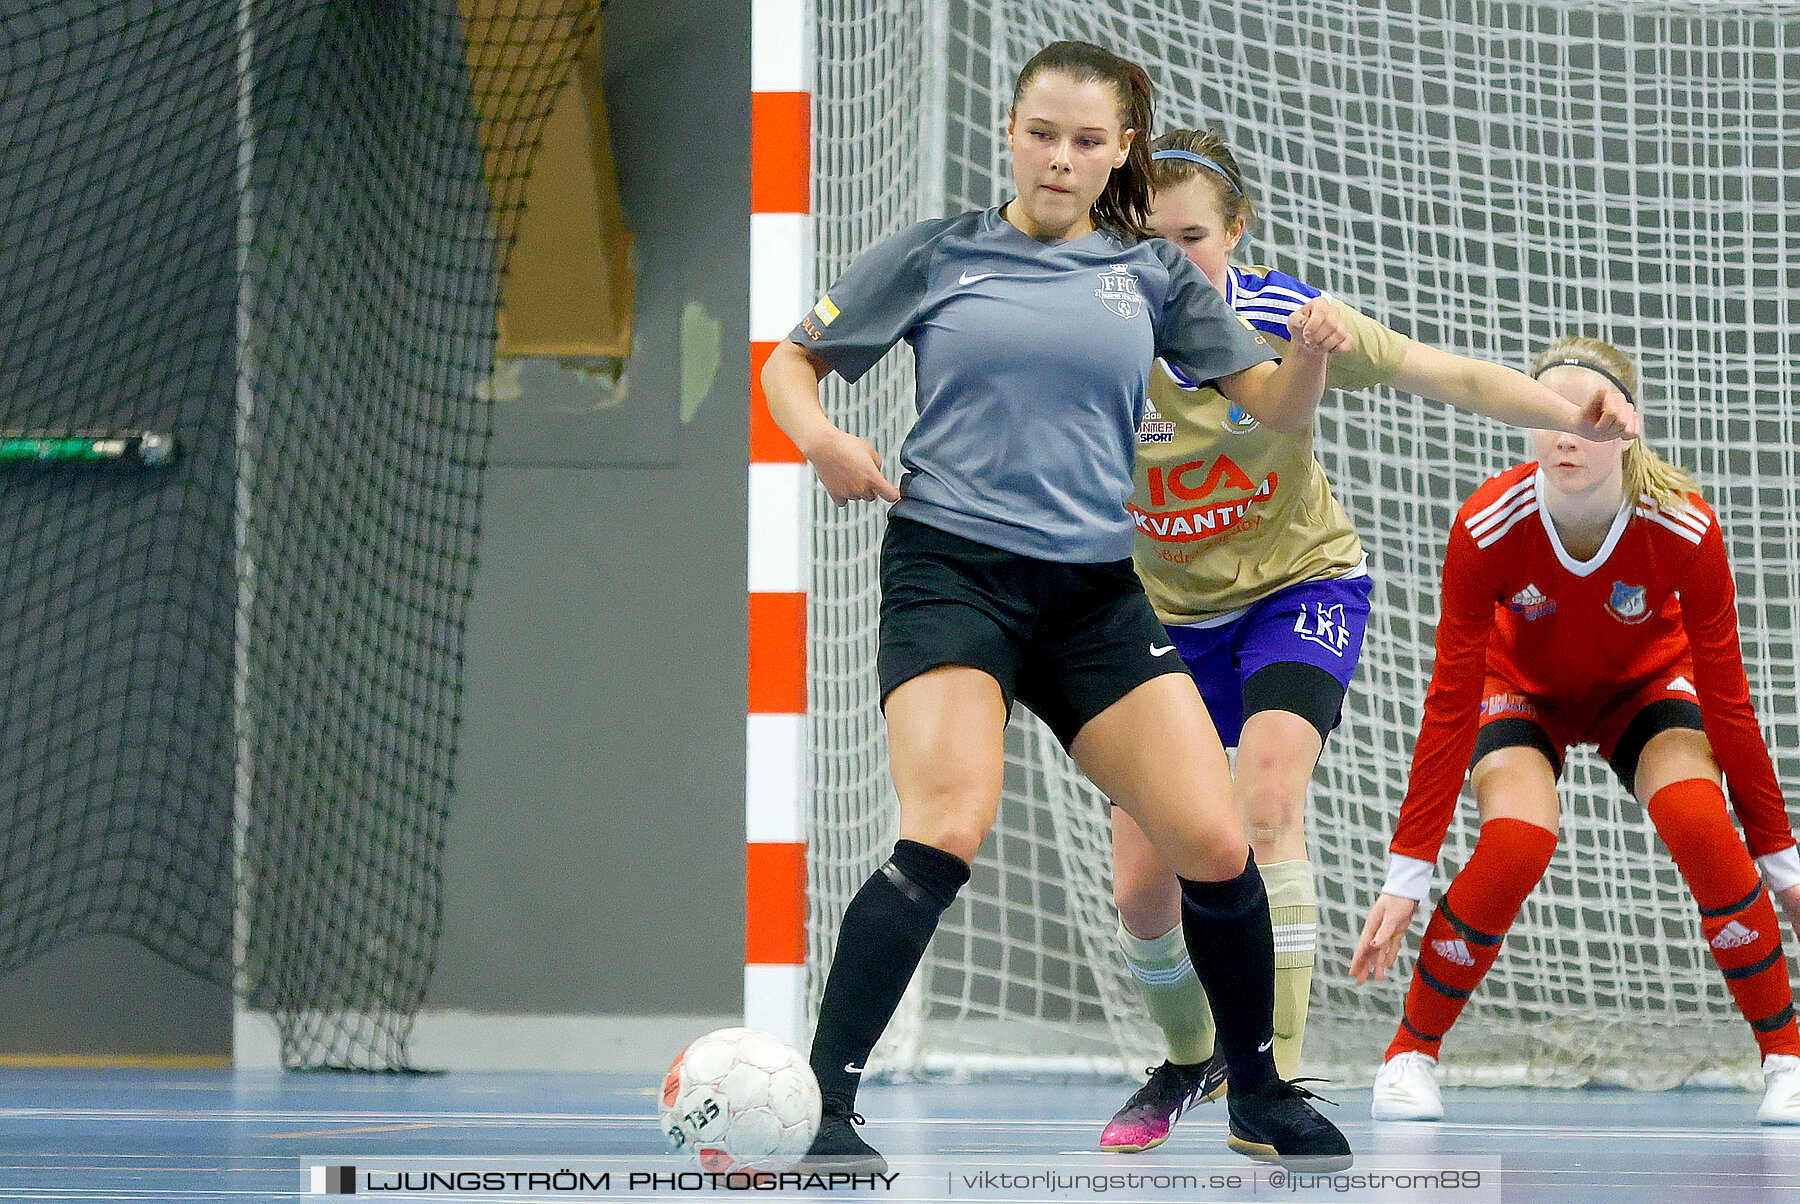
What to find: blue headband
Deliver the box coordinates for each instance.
[1152,148,1241,195]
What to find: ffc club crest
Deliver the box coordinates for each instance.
[1095,265,1145,318]
[1605,580,1650,624]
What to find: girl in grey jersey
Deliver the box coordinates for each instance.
[788,205,1278,562]
[763,40,1353,1171]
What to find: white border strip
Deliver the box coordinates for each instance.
[747,714,806,843]
[743,964,806,1045]
[751,0,808,93]
[750,213,810,342]
[748,463,810,593]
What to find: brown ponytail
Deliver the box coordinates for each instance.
[1011,41,1154,240]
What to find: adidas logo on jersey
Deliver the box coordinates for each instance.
[1506,583,1556,620]
[1711,921,1759,950]
[1668,676,1697,695]
[1137,403,1175,444]
[1431,938,1476,967]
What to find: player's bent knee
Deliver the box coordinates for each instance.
[1241,791,1305,841]
[894,759,1001,815]
[1472,815,1560,879]
[1471,746,1561,832]
[1160,835,1252,884]
[899,814,991,866]
[1630,726,1718,800]
[1114,869,1182,935]
[1644,778,1743,870]
[1244,824,1300,853]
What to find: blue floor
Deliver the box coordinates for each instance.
[0,1069,1795,1201]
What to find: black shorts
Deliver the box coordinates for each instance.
[877,514,1188,749]
[1471,697,1706,792]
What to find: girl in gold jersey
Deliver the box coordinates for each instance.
[1098,128,1641,1154]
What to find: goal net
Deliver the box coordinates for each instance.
[0,1,596,1070]
[807,0,1800,1088]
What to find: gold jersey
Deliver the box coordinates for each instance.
[1130,269,1409,623]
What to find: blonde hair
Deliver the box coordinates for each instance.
[1531,335,1700,513]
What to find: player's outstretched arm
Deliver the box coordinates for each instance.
[1216,296,1347,435]
[762,339,901,507]
[1387,341,1641,442]
[1350,893,1420,984]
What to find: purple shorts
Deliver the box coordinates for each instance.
[1164,574,1373,747]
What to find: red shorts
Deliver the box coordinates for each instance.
[1475,665,1701,769]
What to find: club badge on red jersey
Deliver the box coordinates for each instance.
[1605,581,1650,624]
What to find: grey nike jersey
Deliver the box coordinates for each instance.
[792,207,1275,562]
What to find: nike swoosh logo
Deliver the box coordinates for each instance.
[959,270,999,285]
[1150,644,1177,657]
[1257,1039,1274,1052]
[845,1062,865,1074]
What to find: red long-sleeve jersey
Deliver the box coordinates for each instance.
[1391,462,1795,864]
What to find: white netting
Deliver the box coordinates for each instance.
[806,0,1800,1088]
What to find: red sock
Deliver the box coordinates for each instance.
[1648,779,1800,1059]
[1387,817,1558,1061]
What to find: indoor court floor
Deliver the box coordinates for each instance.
[0,1067,1793,1201]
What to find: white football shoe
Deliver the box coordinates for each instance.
[1371,1050,1444,1121]
[1758,1054,1800,1124]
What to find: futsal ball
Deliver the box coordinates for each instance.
[659,1027,821,1172]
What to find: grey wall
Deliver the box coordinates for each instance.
[0,938,230,1058]
[0,0,751,1053]
[0,0,240,1058]
[429,1,750,1016]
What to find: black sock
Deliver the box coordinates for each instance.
[1179,853,1279,1093]
[809,839,970,1109]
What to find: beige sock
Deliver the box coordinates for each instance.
[1262,858,1317,1079]
[1117,920,1214,1065]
